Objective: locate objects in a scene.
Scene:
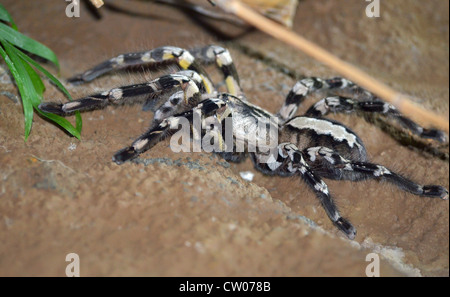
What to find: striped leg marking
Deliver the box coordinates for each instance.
[67,46,215,94]
[39,71,203,116]
[305,97,447,142]
[305,146,449,200]
[191,45,242,96]
[113,97,228,164]
[277,77,358,123]
[277,143,357,239]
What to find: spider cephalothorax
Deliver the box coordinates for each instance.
[39,45,449,239]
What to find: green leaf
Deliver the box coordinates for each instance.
[16,49,71,99]
[35,109,81,140]
[21,56,46,99]
[16,47,83,135]
[0,4,82,140]
[1,40,81,140]
[12,50,81,139]
[0,3,18,30]
[75,110,82,133]
[0,40,36,140]
[0,22,59,68]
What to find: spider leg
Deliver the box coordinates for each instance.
[67,45,243,96]
[39,71,203,116]
[113,97,228,164]
[216,152,248,163]
[151,85,209,128]
[254,143,357,239]
[67,46,215,94]
[190,45,242,97]
[277,77,358,123]
[304,146,449,200]
[304,96,447,142]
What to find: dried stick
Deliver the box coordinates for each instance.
[214,0,449,134]
[90,0,104,8]
[152,0,245,25]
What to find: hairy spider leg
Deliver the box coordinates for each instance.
[254,142,357,239]
[277,77,358,123]
[303,146,449,200]
[39,71,203,116]
[151,73,205,125]
[66,46,215,94]
[190,45,242,97]
[112,97,228,164]
[66,45,242,97]
[305,96,447,142]
[278,77,446,142]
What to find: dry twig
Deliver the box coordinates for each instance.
[90,0,104,8]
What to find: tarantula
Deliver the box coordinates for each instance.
[39,45,449,239]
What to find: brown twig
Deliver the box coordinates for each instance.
[152,0,245,25]
[214,0,449,134]
[89,0,104,8]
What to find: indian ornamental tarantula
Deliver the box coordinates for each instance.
[38,45,449,239]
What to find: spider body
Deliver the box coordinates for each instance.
[39,45,448,239]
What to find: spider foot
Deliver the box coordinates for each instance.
[113,147,138,165]
[422,185,449,200]
[38,102,65,116]
[67,74,87,85]
[421,128,447,143]
[335,217,357,240]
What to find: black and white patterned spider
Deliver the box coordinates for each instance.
[39,45,449,239]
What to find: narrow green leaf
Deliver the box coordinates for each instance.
[16,48,83,135]
[75,110,82,133]
[0,40,35,140]
[0,6,81,140]
[0,4,18,30]
[1,41,81,140]
[21,55,46,98]
[0,22,59,68]
[14,56,80,139]
[35,108,81,139]
[16,49,71,99]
